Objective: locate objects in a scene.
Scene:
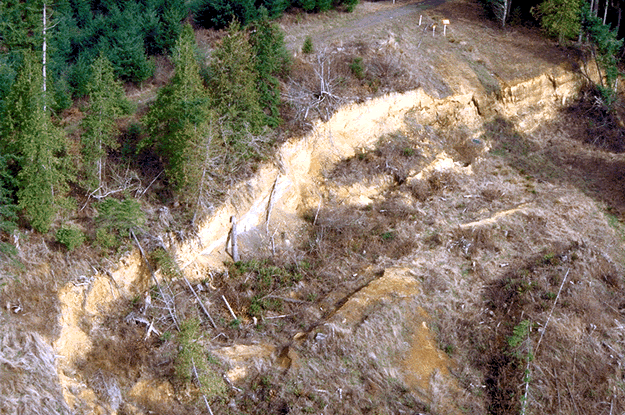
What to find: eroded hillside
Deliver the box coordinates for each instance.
[2,0,625,414]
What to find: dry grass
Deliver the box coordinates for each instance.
[230,298,430,414]
[0,328,70,414]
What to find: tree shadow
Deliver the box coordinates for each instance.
[486,115,625,217]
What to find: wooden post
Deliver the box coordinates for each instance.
[230,216,239,262]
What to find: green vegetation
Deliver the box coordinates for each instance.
[56,226,86,251]
[176,318,227,400]
[302,35,314,54]
[144,24,213,199]
[0,0,188,102]
[479,0,624,108]
[192,0,357,30]
[150,247,181,279]
[1,51,69,233]
[95,197,146,239]
[0,0,294,242]
[81,54,132,194]
[208,21,266,149]
[349,57,365,80]
[533,0,582,43]
[228,259,305,318]
[581,4,623,105]
[0,155,17,234]
[250,13,292,127]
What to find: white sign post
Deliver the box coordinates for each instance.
[419,15,422,26]
[442,19,450,36]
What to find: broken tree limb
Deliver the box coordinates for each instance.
[183,276,217,329]
[191,357,215,415]
[266,177,279,235]
[535,268,570,354]
[229,216,240,262]
[131,230,179,331]
[222,295,238,320]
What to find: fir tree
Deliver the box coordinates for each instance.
[0,0,43,51]
[209,20,265,151]
[250,12,291,127]
[193,0,257,29]
[81,54,131,195]
[257,0,289,19]
[534,0,582,43]
[2,51,68,232]
[144,24,213,198]
[0,155,17,234]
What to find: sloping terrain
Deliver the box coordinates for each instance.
[3,0,625,414]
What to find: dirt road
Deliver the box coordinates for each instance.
[315,0,447,42]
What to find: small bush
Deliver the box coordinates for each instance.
[176,318,227,398]
[344,0,358,12]
[349,57,365,79]
[150,247,180,279]
[302,36,314,54]
[96,197,146,238]
[56,226,85,251]
[95,227,119,250]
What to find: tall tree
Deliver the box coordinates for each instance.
[192,0,257,29]
[1,51,68,232]
[250,12,291,127]
[208,20,265,151]
[0,154,17,235]
[582,2,623,103]
[144,24,213,199]
[534,0,582,43]
[81,54,131,196]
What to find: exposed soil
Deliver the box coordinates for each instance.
[3,0,625,414]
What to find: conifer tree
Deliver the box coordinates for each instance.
[1,51,68,232]
[144,24,213,198]
[81,54,131,196]
[209,20,264,151]
[581,3,623,103]
[193,0,257,29]
[534,0,582,43]
[0,0,43,51]
[250,12,291,127]
[0,155,17,234]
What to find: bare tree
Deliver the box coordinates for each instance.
[284,51,345,126]
[494,0,514,28]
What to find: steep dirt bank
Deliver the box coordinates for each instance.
[49,62,593,413]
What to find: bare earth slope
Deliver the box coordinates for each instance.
[3,1,625,414]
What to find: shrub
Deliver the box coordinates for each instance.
[349,56,365,79]
[343,0,358,12]
[302,36,314,54]
[56,226,85,251]
[150,247,180,279]
[95,227,119,250]
[176,318,227,398]
[96,197,146,238]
